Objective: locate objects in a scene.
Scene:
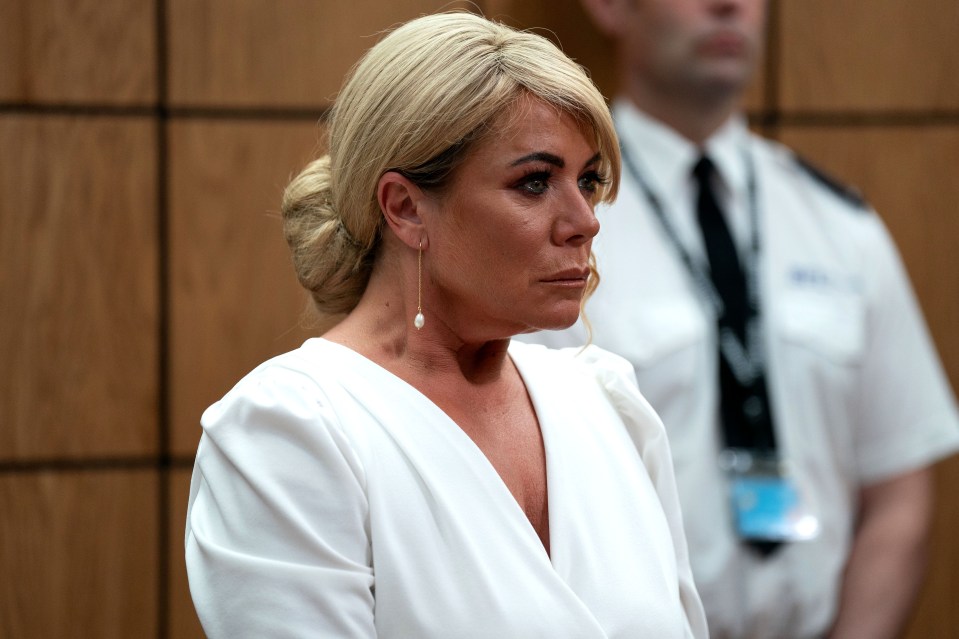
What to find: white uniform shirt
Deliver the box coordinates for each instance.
[521,100,959,638]
[185,338,707,638]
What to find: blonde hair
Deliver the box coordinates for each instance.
[282,11,620,316]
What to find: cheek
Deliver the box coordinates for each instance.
[749,0,769,22]
[435,192,549,276]
[637,13,692,67]
[744,5,768,46]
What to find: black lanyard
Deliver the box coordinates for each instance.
[618,140,767,386]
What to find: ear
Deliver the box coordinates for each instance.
[580,0,629,37]
[377,171,432,251]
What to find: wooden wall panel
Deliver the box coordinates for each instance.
[0,116,159,461]
[0,470,158,638]
[169,469,204,638]
[482,0,768,112]
[779,126,959,390]
[0,0,156,104]
[167,0,472,108]
[168,120,325,455]
[779,0,959,112]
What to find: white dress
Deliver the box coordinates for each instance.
[185,338,707,638]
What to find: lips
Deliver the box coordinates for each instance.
[543,267,590,283]
[699,30,746,56]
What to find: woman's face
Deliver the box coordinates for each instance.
[421,96,604,340]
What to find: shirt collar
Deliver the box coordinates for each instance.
[612,97,750,201]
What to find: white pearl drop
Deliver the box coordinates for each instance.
[414,312,425,329]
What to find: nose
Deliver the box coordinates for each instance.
[553,193,600,248]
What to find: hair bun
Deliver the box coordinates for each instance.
[281,155,372,316]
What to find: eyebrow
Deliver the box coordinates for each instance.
[511,151,564,168]
[509,151,602,170]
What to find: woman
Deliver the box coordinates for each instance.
[185,12,706,638]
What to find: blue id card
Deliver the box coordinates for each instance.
[725,452,820,542]
[732,475,799,540]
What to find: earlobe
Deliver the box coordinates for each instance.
[378,171,429,250]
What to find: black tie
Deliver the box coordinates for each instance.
[693,157,748,342]
[693,156,780,555]
[693,155,777,450]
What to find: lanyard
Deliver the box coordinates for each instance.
[618,140,766,386]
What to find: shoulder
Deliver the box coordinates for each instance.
[511,340,656,420]
[509,340,636,385]
[195,339,372,496]
[511,341,674,471]
[571,343,639,385]
[200,339,344,442]
[752,134,872,214]
[211,340,325,399]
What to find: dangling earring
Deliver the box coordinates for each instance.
[413,241,425,330]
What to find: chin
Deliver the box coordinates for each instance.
[695,60,754,91]
[531,311,582,332]
[509,298,582,334]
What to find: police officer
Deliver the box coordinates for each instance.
[521,0,959,637]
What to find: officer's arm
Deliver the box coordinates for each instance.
[827,467,933,639]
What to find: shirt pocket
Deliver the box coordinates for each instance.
[777,290,866,365]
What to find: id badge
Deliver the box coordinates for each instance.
[722,449,820,543]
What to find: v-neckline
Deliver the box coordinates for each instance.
[313,337,559,561]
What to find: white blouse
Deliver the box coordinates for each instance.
[185,338,706,638]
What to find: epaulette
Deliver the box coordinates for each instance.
[792,153,869,211]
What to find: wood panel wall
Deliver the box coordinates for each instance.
[1,1,956,637]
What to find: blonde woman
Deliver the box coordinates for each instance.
[185,12,706,638]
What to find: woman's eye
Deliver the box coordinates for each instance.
[520,173,550,195]
[525,179,547,194]
[578,171,604,194]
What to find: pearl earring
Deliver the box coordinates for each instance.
[414,241,425,330]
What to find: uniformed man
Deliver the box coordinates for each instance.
[520,0,959,637]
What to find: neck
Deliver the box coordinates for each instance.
[325,260,513,386]
[622,78,741,146]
